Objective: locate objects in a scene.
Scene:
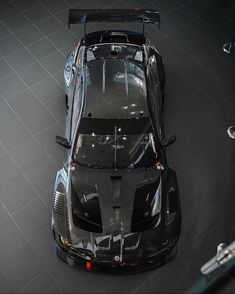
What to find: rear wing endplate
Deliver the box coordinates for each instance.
[68,9,160,35]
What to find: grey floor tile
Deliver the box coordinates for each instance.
[211,0,235,23]
[53,70,64,87]
[220,96,235,119]
[22,105,56,135]
[40,51,66,75]
[0,34,23,57]
[0,102,17,127]
[29,228,60,270]
[0,272,13,293]
[0,3,20,21]
[45,93,67,120]
[0,143,6,157]
[54,9,69,26]
[0,119,31,151]
[27,38,57,60]
[31,76,64,103]
[0,0,11,7]
[0,174,37,213]
[0,201,9,221]
[183,39,215,65]
[12,198,50,240]
[7,89,40,117]
[0,58,14,80]
[0,153,21,185]
[39,188,53,210]
[24,156,57,194]
[152,0,181,15]
[0,23,11,40]
[0,216,25,255]
[0,73,27,99]
[165,48,198,73]
[0,244,44,291]
[18,270,60,293]
[4,13,31,33]
[166,27,197,49]
[48,28,78,50]
[204,107,234,136]
[12,0,40,12]
[44,0,70,14]
[18,62,50,87]
[15,25,44,46]
[160,6,196,35]
[24,5,51,23]
[36,16,64,36]
[36,122,64,164]
[201,51,234,86]
[184,64,221,92]
[5,48,36,72]
[9,136,48,170]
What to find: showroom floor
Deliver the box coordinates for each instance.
[0,0,234,293]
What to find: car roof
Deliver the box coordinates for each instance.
[83,44,149,120]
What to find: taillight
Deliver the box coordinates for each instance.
[86,261,92,271]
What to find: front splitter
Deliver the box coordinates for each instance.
[56,243,176,274]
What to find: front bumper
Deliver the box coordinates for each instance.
[55,241,177,273]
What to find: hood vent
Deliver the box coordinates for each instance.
[131,179,160,232]
[71,183,103,233]
[53,191,65,216]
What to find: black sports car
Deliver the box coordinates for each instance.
[52,9,181,272]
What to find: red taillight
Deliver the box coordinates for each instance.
[86,261,92,271]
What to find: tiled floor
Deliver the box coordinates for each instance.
[0,0,234,293]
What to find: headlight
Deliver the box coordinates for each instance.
[58,234,91,261]
[151,179,162,217]
[60,235,69,246]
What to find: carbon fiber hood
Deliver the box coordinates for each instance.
[66,164,165,263]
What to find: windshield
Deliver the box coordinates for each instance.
[73,118,158,169]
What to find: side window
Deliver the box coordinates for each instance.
[71,76,84,138]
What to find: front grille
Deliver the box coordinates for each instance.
[53,191,65,216]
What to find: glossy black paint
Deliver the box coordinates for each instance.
[53,10,181,272]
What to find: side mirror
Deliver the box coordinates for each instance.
[162,135,176,147]
[64,51,74,87]
[72,64,77,74]
[55,136,71,149]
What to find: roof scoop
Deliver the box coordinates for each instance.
[111,45,122,56]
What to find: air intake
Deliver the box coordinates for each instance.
[101,33,129,43]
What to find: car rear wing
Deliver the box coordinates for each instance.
[68,9,160,35]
